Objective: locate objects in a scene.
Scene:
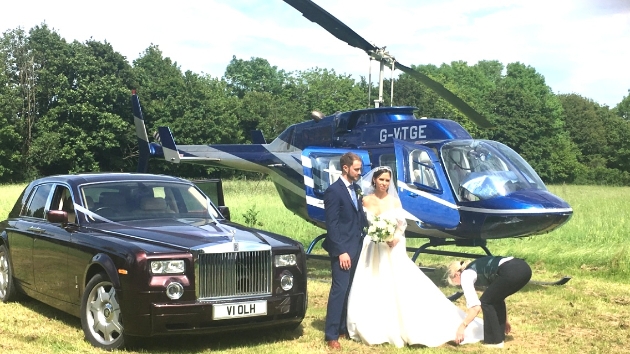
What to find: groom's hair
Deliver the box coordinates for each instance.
[340,152,361,171]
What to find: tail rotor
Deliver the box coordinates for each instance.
[131,91,152,173]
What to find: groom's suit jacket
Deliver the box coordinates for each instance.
[322,177,367,258]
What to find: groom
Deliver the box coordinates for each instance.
[322,152,367,349]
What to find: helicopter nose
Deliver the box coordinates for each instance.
[502,189,571,209]
[474,190,572,239]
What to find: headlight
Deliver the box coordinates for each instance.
[166,282,184,300]
[150,260,185,274]
[280,271,294,291]
[274,254,297,267]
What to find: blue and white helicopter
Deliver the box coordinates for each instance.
[131,0,572,284]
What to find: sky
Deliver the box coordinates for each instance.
[1,0,629,107]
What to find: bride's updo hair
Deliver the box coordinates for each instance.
[371,166,392,187]
[446,260,471,286]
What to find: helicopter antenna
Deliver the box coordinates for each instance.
[367,57,372,108]
[390,59,395,106]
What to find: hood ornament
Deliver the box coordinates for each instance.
[231,228,237,251]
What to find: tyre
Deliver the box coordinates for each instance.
[0,244,21,302]
[80,272,125,350]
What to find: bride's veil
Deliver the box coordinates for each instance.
[359,166,400,201]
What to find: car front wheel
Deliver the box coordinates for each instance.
[80,272,125,350]
[0,244,21,302]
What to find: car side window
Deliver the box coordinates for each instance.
[24,184,53,219]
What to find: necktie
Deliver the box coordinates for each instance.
[349,184,358,210]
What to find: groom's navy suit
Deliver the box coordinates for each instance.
[322,177,367,341]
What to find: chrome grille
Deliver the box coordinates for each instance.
[197,251,272,299]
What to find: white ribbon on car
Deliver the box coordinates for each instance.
[74,203,118,224]
[73,203,236,240]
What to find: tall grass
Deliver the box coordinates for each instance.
[487,185,630,279]
[222,179,322,246]
[2,182,628,279]
[0,184,25,219]
[1,181,630,353]
[221,181,630,280]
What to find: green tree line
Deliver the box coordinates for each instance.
[1,25,629,185]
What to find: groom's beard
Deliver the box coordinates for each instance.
[343,174,360,183]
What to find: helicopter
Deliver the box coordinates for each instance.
[130,0,572,282]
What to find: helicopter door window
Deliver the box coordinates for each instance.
[355,113,375,127]
[378,154,397,187]
[327,160,342,185]
[410,150,439,190]
[309,156,342,196]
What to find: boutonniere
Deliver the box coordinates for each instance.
[354,184,363,198]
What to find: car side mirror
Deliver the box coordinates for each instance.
[47,210,68,224]
[218,206,230,221]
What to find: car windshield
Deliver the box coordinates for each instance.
[79,181,219,222]
[441,140,547,202]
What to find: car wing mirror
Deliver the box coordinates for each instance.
[218,206,231,221]
[47,210,68,224]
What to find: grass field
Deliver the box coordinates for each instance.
[1,181,629,353]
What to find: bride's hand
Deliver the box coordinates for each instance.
[455,324,466,344]
[386,238,399,248]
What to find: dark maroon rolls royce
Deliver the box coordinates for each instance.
[0,173,307,350]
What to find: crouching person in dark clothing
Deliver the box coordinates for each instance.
[447,256,532,348]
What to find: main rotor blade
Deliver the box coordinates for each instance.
[283,0,377,54]
[395,62,493,128]
[283,0,492,128]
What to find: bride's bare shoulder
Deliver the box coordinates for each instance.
[362,194,376,203]
[382,194,402,207]
[391,197,402,209]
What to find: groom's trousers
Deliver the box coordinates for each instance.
[324,250,360,341]
[479,258,532,344]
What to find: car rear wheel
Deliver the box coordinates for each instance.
[80,272,125,350]
[0,244,21,302]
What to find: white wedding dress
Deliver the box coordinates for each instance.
[346,209,484,347]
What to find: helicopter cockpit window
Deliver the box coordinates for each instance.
[409,150,439,190]
[441,140,547,202]
[487,141,546,190]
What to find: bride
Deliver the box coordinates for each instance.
[346,166,484,347]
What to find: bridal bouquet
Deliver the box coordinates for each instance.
[367,214,397,242]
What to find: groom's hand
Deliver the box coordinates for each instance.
[339,253,351,270]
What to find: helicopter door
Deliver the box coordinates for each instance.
[394,139,460,228]
[301,148,371,224]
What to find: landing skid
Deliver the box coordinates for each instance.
[445,276,572,303]
[305,234,571,291]
[529,276,572,286]
[305,234,329,261]
[407,238,492,263]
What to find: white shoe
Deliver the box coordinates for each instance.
[483,342,504,348]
